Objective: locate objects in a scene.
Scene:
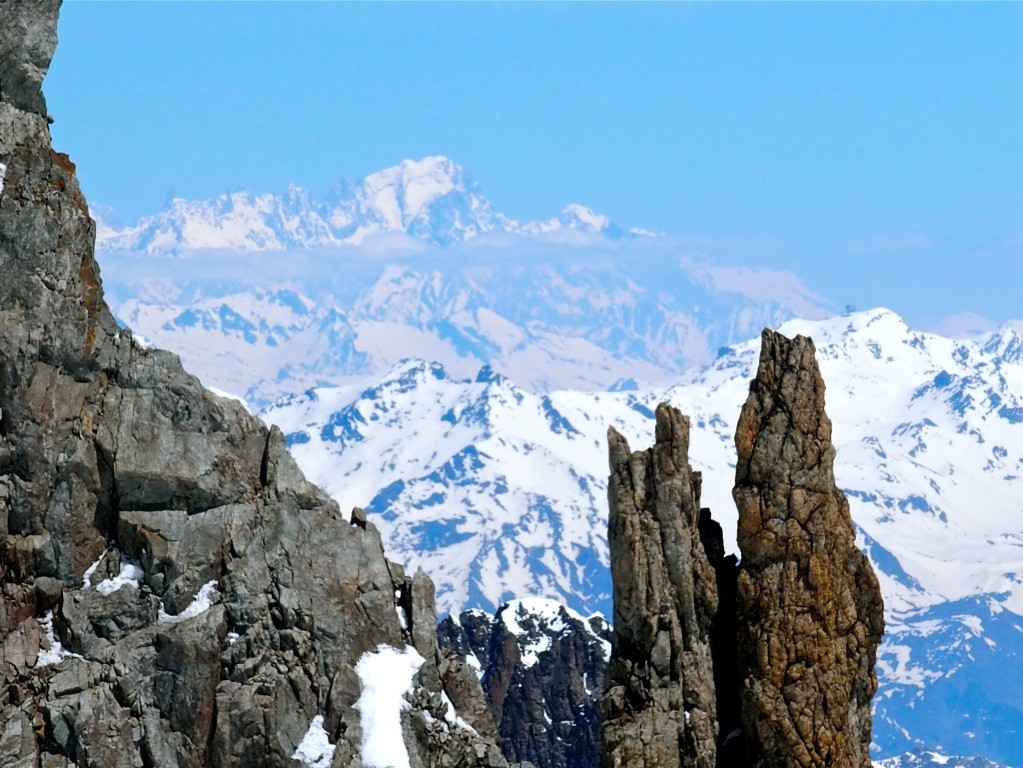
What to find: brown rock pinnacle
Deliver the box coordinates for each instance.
[733,329,885,767]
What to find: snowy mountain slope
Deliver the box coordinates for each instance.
[97,156,642,253]
[265,308,1023,619]
[875,752,1012,768]
[261,308,1023,764]
[104,239,829,407]
[438,598,611,768]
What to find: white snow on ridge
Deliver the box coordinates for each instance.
[132,332,154,350]
[500,598,611,668]
[96,156,635,254]
[93,556,144,596]
[35,610,83,668]
[82,549,107,589]
[354,644,425,768]
[0,162,6,195]
[208,386,251,412]
[158,580,219,625]
[501,598,568,668]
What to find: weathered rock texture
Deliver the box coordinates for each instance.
[600,333,884,767]
[733,330,885,767]
[601,404,724,768]
[439,602,611,768]
[0,3,504,766]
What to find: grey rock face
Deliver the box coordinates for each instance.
[0,4,502,767]
[733,330,885,767]
[601,404,723,768]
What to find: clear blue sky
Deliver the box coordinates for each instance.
[46,2,1023,328]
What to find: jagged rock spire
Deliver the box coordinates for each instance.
[601,403,722,768]
[733,329,885,767]
[601,331,884,768]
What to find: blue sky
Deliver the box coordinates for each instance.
[47,2,1022,329]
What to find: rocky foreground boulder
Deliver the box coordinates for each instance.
[0,3,505,766]
[601,332,884,767]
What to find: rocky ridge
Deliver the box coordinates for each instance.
[438,599,611,768]
[0,3,505,766]
[601,333,884,766]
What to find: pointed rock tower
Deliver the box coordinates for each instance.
[601,404,724,768]
[733,329,885,767]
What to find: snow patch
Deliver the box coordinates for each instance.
[441,690,478,735]
[500,598,610,668]
[464,650,483,678]
[82,549,108,589]
[395,588,408,630]
[208,386,251,412]
[35,611,82,668]
[158,580,219,625]
[93,556,144,596]
[354,644,425,768]
[132,332,154,349]
[0,163,6,195]
[291,715,335,768]
[501,598,568,668]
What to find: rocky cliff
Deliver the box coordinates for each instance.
[0,3,504,766]
[601,333,884,767]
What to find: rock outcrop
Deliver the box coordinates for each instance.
[0,3,504,766]
[733,330,885,767]
[600,404,729,768]
[600,333,884,767]
[439,599,612,768]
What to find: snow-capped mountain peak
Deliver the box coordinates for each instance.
[94,156,641,253]
[360,156,463,223]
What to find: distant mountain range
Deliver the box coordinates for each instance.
[262,309,1023,764]
[95,156,652,252]
[89,157,1023,764]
